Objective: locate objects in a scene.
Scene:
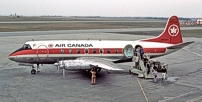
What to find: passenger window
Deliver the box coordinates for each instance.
[77,49,80,54]
[107,49,110,53]
[85,49,88,54]
[100,49,103,54]
[69,49,72,54]
[61,49,64,54]
[93,49,96,53]
[115,49,118,53]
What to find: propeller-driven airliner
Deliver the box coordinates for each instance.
[8,16,194,75]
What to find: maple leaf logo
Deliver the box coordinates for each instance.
[48,44,53,48]
[168,24,179,36]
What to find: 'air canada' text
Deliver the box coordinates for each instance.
[55,44,93,47]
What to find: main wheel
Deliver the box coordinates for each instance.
[31,69,36,74]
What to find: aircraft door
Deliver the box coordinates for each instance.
[123,44,134,58]
[37,45,49,60]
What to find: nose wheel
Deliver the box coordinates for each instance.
[31,69,36,74]
[31,64,40,74]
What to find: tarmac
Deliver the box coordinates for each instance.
[1,27,202,37]
[0,31,202,102]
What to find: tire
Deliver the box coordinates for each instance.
[31,69,36,74]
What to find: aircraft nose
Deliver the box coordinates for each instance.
[8,54,16,61]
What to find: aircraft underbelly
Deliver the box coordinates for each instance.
[20,55,123,64]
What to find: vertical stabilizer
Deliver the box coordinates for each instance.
[142,16,182,44]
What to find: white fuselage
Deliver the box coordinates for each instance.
[9,40,175,64]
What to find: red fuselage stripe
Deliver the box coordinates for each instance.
[10,48,166,56]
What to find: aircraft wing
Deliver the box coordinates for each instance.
[77,57,124,71]
[54,57,123,71]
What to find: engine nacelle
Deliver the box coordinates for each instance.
[123,44,134,58]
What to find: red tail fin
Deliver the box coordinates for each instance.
[142,16,182,44]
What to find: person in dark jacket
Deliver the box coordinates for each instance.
[161,66,167,80]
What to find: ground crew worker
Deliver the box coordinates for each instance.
[90,68,97,85]
[161,65,167,80]
[153,69,158,83]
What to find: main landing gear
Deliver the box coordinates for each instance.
[31,69,36,74]
[31,64,40,74]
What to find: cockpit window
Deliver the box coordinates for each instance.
[23,44,32,49]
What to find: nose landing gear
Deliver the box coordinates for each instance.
[31,64,40,74]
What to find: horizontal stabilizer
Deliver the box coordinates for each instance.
[167,41,194,49]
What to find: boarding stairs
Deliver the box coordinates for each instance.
[129,53,153,79]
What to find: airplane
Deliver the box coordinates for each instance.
[8,16,194,75]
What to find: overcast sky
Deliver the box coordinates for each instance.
[1,0,202,18]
